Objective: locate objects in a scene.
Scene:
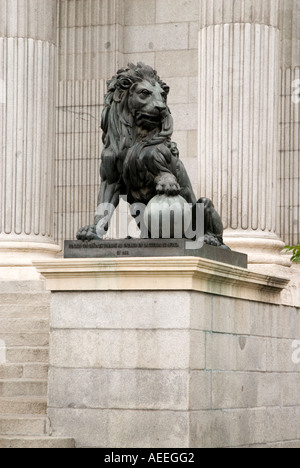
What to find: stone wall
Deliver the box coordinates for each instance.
[46,289,300,448]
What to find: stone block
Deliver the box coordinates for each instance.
[23,364,49,380]
[1,333,49,347]
[0,437,75,449]
[48,408,189,448]
[190,371,211,409]
[212,372,258,409]
[189,21,199,48]
[190,408,265,448]
[0,415,46,437]
[50,291,192,330]
[190,331,206,369]
[48,368,189,411]
[206,333,267,371]
[0,380,47,398]
[211,299,299,339]
[187,129,198,156]
[182,158,199,187]
[0,364,23,379]
[172,130,188,156]
[6,347,49,364]
[155,50,198,77]
[211,372,283,409]
[124,23,189,53]
[0,304,50,318]
[49,329,195,370]
[0,397,47,415]
[156,0,199,23]
[266,338,300,372]
[190,407,298,448]
[125,52,155,68]
[171,103,198,131]
[166,77,189,104]
[256,373,284,407]
[0,292,50,306]
[281,374,300,406]
[211,296,252,335]
[190,292,212,331]
[124,0,156,26]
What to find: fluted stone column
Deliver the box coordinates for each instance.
[0,0,60,274]
[198,0,288,265]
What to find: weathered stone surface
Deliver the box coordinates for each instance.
[206,333,267,372]
[49,329,203,370]
[48,408,189,448]
[0,415,47,437]
[190,407,299,448]
[0,380,47,398]
[46,285,300,448]
[0,397,47,415]
[51,291,192,330]
[48,368,189,411]
[0,436,75,449]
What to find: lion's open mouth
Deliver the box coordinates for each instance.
[135,112,162,127]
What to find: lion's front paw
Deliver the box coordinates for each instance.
[76,224,100,241]
[204,233,223,247]
[155,173,181,196]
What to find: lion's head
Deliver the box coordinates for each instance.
[127,77,169,130]
[101,63,173,147]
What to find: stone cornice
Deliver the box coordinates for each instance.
[34,257,289,304]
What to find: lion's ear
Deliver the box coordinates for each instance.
[162,84,170,95]
[113,89,124,103]
[118,77,134,90]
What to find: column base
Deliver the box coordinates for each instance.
[223,231,290,267]
[0,242,61,280]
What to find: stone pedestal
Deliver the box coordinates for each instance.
[198,0,288,267]
[33,257,300,449]
[0,0,60,279]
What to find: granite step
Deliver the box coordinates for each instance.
[0,293,50,306]
[1,333,49,347]
[0,304,50,317]
[0,414,48,436]
[0,318,49,333]
[0,397,47,415]
[0,281,47,294]
[0,380,48,398]
[0,365,23,380]
[0,364,48,380]
[0,436,75,448]
[22,364,49,380]
[6,347,49,364]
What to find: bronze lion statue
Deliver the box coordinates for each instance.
[77,62,227,247]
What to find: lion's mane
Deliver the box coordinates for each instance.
[100,63,179,202]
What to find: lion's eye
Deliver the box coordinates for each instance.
[140,89,152,98]
[161,92,167,100]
